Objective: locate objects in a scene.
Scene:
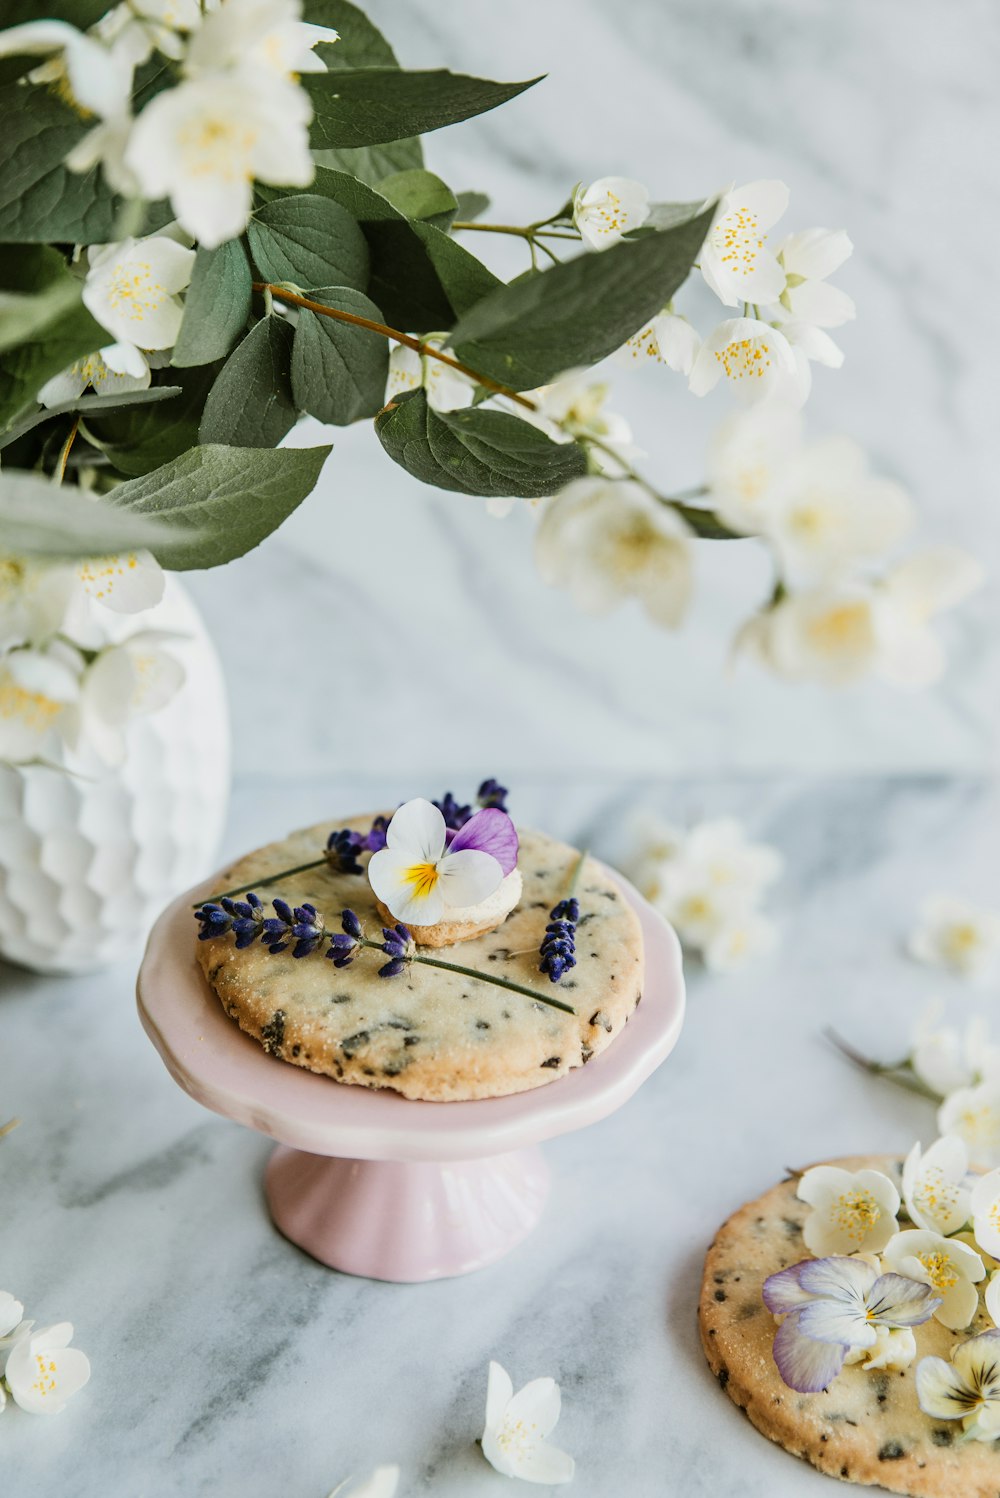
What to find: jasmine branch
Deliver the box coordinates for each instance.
[823,1027,942,1102]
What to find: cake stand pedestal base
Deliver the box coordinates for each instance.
[264,1144,551,1281]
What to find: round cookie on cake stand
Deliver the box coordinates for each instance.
[137,865,685,1283]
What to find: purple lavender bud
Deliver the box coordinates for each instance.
[341,909,363,940]
[272,898,293,925]
[433,791,472,831]
[477,778,509,811]
[325,828,365,875]
[551,898,580,923]
[539,893,580,982]
[378,958,407,979]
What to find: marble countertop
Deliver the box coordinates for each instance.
[4,771,997,1498]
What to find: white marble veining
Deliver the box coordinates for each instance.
[183,0,999,778]
[3,772,998,1498]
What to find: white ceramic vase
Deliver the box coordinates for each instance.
[0,577,230,975]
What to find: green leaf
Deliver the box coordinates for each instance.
[268,168,498,331]
[305,69,541,149]
[0,245,82,354]
[247,195,369,292]
[0,469,186,559]
[108,444,332,570]
[0,300,105,430]
[454,190,491,222]
[673,503,743,541]
[304,0,401,67]
[290,287,388,425]
[172,240,252,369]
[375,389,588,498]
[3,0,109,24]
[0,385,182,454]
[0,83,118,245]
[85,367,219,477]
[377,169,457,225]
[199,318,296,449]
[450,205,715,390]
[643,200,709,232]
[314,137,424,187]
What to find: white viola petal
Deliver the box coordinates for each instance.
[385,798,447,861]
[484,1360,515,1432]
[915,1354,973,1420]
[437,848,504,909]
[772,1311,848,1393]
[869,1271,940,1326]
[366,847,446,927]
[504,1376,562,1441]
[795,1254,877,1301]
[796,1298,874,1347]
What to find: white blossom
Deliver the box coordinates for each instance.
[797,1164,900,1256]
[843,1326,917,1372]
[883,1228,985,1330]
[4,1322,90,1414]
[689,317,805,405]
[910,1006,1000,1097]
[572,176,649,251]
[82,235,195,360]
[124,68,314,248]
[0,559,77,652]
[700,180,789,307]
[622,311,701,375]
[916,1330,1000,1441]
[773,228,855,328]
[185,0,337,80]
[481,1361,574,1485]
[385,340,476,414]
[939,1084,1000,1169]
[0,643,83,765]
[705,402,802,534]
[902,1137,973,1236]
[535,477,693,629]
[0,20,133,118]
[39,346,151,406]
[909,894,1000,982]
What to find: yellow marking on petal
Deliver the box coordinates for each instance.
[403,862,439,900]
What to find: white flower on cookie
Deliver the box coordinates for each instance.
[843,1325,917,1373]
[481,1360,574,1485]
[796,1164,900,1257]
[883,1229,985,1331]
[902,1137,973,1237]
[970,1169,1000,1261]
[367,798,518,928]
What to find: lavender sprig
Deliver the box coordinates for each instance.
[194,899,576,1016]
[433,791,473,830]
[477,778,509,811]
[539,849,587,984]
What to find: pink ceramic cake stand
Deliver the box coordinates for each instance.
[137,866,685,1283]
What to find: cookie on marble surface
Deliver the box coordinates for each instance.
[699,1154,1000,1498]
[197,816,643,1102]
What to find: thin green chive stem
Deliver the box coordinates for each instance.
[565,847,589,899]
[0,1117,21,1140]
[360,939,576,1016]
[823,1027,941,1102]
[194,857,328,908]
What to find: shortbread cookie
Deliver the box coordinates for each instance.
[699,1154,999,1498]
[196,816,643,1101]
[374,868,524,948]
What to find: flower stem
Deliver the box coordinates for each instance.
[252,282,538,412]
[565,847,588,898]
[53,417,80,485]
[823,1027,942,1102]
[360,938,577,1016]
[194,857,329,908]
[0,1117,20,1140]
[583,434,738,534]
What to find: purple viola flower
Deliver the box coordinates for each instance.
[448,808,519,876]
[378,922,413,978]
[433,791,473,831]
[477,778,509,812]
[762,1256,941,1394]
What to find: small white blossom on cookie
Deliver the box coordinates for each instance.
[796,1164,900,1257]
[970,1169,1000,1260]
[902,1137,973,1237]
[481,1360,574,1485]
[883,1229,985,1331]
[843,1325,917,1372]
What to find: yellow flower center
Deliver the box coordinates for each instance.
[713,204,766,277]
[104,259,167,327]
[497,1416,539,1457]
[832,1189,881,1242]
[714,337,773,382]
[805,601,873,656]
[944,922,981,958]
[78,554,140,601]
[403,862,439,900]
[31,1352,60,1399]
[913,1165,961,1222]
[0,679,63,731]
[917,1251,959,1291]
[590,188,626,234]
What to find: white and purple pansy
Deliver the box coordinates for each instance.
[367,797,519,927]
[762,1256,941,1393]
